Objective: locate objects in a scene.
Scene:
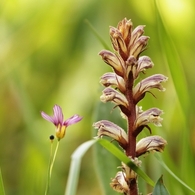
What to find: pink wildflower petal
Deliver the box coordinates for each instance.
[53,105,64,125]
[41,111,55,124]
[64,115,82,126]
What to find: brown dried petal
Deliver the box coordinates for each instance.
[133,74,168,103]
[109,28,128,59]
[136,135,167,157]
[110,27,119,51]
[117,18,133,42]
[121,160,140,180]
[100,87,128,108]
[110,171,129,194]
[99,50,125,77]
[128,25,145,49]
[93,120,128,147]
[130,36,149,58]
[114,31,128,58]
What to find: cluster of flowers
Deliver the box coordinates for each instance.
[93,18,168,194]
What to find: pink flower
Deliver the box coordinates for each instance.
[41,105,82,140]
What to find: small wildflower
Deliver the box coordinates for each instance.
[41,105,82,140]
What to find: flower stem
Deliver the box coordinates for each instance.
[44,140,60,195]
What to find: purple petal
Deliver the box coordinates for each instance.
[53,105,64,125]
[41,111,55,124]
[63,115,82,126]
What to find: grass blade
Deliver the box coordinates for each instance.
[64,140,97,195]
[84,19,111,50]
[155,154,195,194]
[0,169,5,195]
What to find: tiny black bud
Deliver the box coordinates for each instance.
[49,135,55,140]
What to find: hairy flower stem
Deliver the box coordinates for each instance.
[126,73,136,158]
[129,179,138,195]
[126,74,138,195]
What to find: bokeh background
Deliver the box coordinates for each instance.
[0,0,195,194]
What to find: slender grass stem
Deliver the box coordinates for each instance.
[45,139,60,195]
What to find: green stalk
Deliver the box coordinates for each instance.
[45,140,60,195]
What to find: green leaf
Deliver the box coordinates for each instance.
[153,175,170,195]
[64,137,155,195]
[64,140,97,195]
[0,169,6,195]
[155,154,195,194]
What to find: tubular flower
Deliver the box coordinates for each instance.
[136,135,167,157]
[100,72,126,93]
[93,120,128,149]
[135,108,163,129]
[41,105,82,140]
[133,74,168,104]
[110,171,129,194]
[99,50,125,77]
[133,56,154,79]
[100,87,129,108]
[121,159,141,181]
[129,25,145,48]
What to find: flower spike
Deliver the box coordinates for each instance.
[95,18,168,195]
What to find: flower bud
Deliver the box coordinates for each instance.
[125,55,137,78]
[112,30,128,59]
[117,18,132,42]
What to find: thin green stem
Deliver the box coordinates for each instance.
[50,140,60,177]
[44,140,60,195]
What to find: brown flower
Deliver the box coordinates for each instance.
[136,135,167,157]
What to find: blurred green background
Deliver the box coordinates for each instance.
[0,0,195,194]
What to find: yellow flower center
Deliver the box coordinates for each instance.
[56,124,67,140]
